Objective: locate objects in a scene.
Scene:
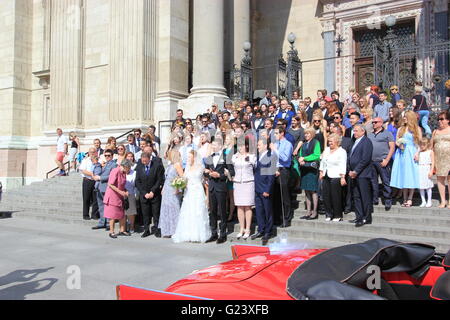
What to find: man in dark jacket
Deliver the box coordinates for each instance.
[135,151,165,238]
[252,139,278,245]
[348,124,374,227]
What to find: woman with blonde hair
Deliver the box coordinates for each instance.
[390,111,422,207]
[296,108,310,129]
[68,131,80,172]
[116,144,127,165]
[361,108,374,133]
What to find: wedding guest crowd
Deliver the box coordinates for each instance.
[54,84,450,245]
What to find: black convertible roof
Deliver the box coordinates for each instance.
[286,238,436,300]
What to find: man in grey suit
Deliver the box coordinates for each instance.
[92,149,118,230]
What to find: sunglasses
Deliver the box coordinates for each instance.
[372,121,381,124]
[313,120,321,123]
[334,117,341,120]
[105,154,112,157]
[438,118,446,121]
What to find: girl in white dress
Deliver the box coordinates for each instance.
[418,138,434,208]
[172,150,211,243]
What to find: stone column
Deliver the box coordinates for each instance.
[49,0,84,129]
[179,0,228,118]
[233,0,250,66]
[0,0,33,189]
[153,0,190,144]
[322,20,336,95]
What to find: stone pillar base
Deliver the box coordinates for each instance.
[178,93,228,119]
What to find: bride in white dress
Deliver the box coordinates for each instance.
[172,150,211,243]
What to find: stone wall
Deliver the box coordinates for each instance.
[251,0,325,99]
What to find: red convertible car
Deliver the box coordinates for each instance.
[117,239,450,300]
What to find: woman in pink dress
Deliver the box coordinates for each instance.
[104,159,132,238]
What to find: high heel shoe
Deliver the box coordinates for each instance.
[306,215,318,220]
[236,231,244,239]
[242,230,251,240]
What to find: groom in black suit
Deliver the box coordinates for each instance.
[204,138,235,244]
[135,151,165,238]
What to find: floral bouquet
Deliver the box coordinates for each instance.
[397,138,407,150]
[171,176,187,192]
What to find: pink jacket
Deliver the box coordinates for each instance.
[103,167,126,207]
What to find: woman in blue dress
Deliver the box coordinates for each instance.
[159,149,184,237]
[390,111,422,207]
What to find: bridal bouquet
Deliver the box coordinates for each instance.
[171,176,187,191]
[397,138,407,150]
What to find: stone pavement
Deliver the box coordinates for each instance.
[0,216,326,300]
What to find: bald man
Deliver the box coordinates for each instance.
[368,117,395,210]
[79,147,100,220]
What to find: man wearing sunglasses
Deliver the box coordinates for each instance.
[368,118,395,211]
[92,149,118,230]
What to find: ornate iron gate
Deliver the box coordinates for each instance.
[373,33,450,107]
[373,32,450,128]
[277,53,287,98]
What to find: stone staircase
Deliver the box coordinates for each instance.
[1,175,450,252]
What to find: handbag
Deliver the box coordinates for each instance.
[123,197,130,211]
[300,161,320,169]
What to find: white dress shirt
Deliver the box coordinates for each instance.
[79,157,95,179]
[319,147,347,179]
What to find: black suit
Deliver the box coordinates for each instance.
[254,151,277,237]
[135,157,165,233]
[341,136,353,212]
[348,136,374,224]
[204,150,235,238]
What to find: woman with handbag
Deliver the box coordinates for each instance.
[104,159,133,238]
[298,127,322,220]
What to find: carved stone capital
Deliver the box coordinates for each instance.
[322,19,336,32]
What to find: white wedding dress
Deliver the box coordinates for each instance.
[172,164,211,243]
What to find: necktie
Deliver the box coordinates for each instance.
[145,165,150,175]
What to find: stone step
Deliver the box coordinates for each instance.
[0,203,82,214]
[9,210,98,226]
[288,219,450,240]
[294,205,450,217]
[231,224,450,253]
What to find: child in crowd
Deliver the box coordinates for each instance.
[418,138,434,208]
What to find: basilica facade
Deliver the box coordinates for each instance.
[0,0,448,189]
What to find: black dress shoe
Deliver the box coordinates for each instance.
[344,210,351,215]
[216,237,227,244]
[83,216,91,221]
[385,205,392,211]
[355,221,365,228]
[92,226,105,230]
[155,231,161,238]
[373,202,379,206]
[141,230,151,238]
[206,235,218,243]
[363,220,372,225]
[300,215,311,220]
[251,232,263,240]
[262,237,269,246]
[348,219,358,224]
